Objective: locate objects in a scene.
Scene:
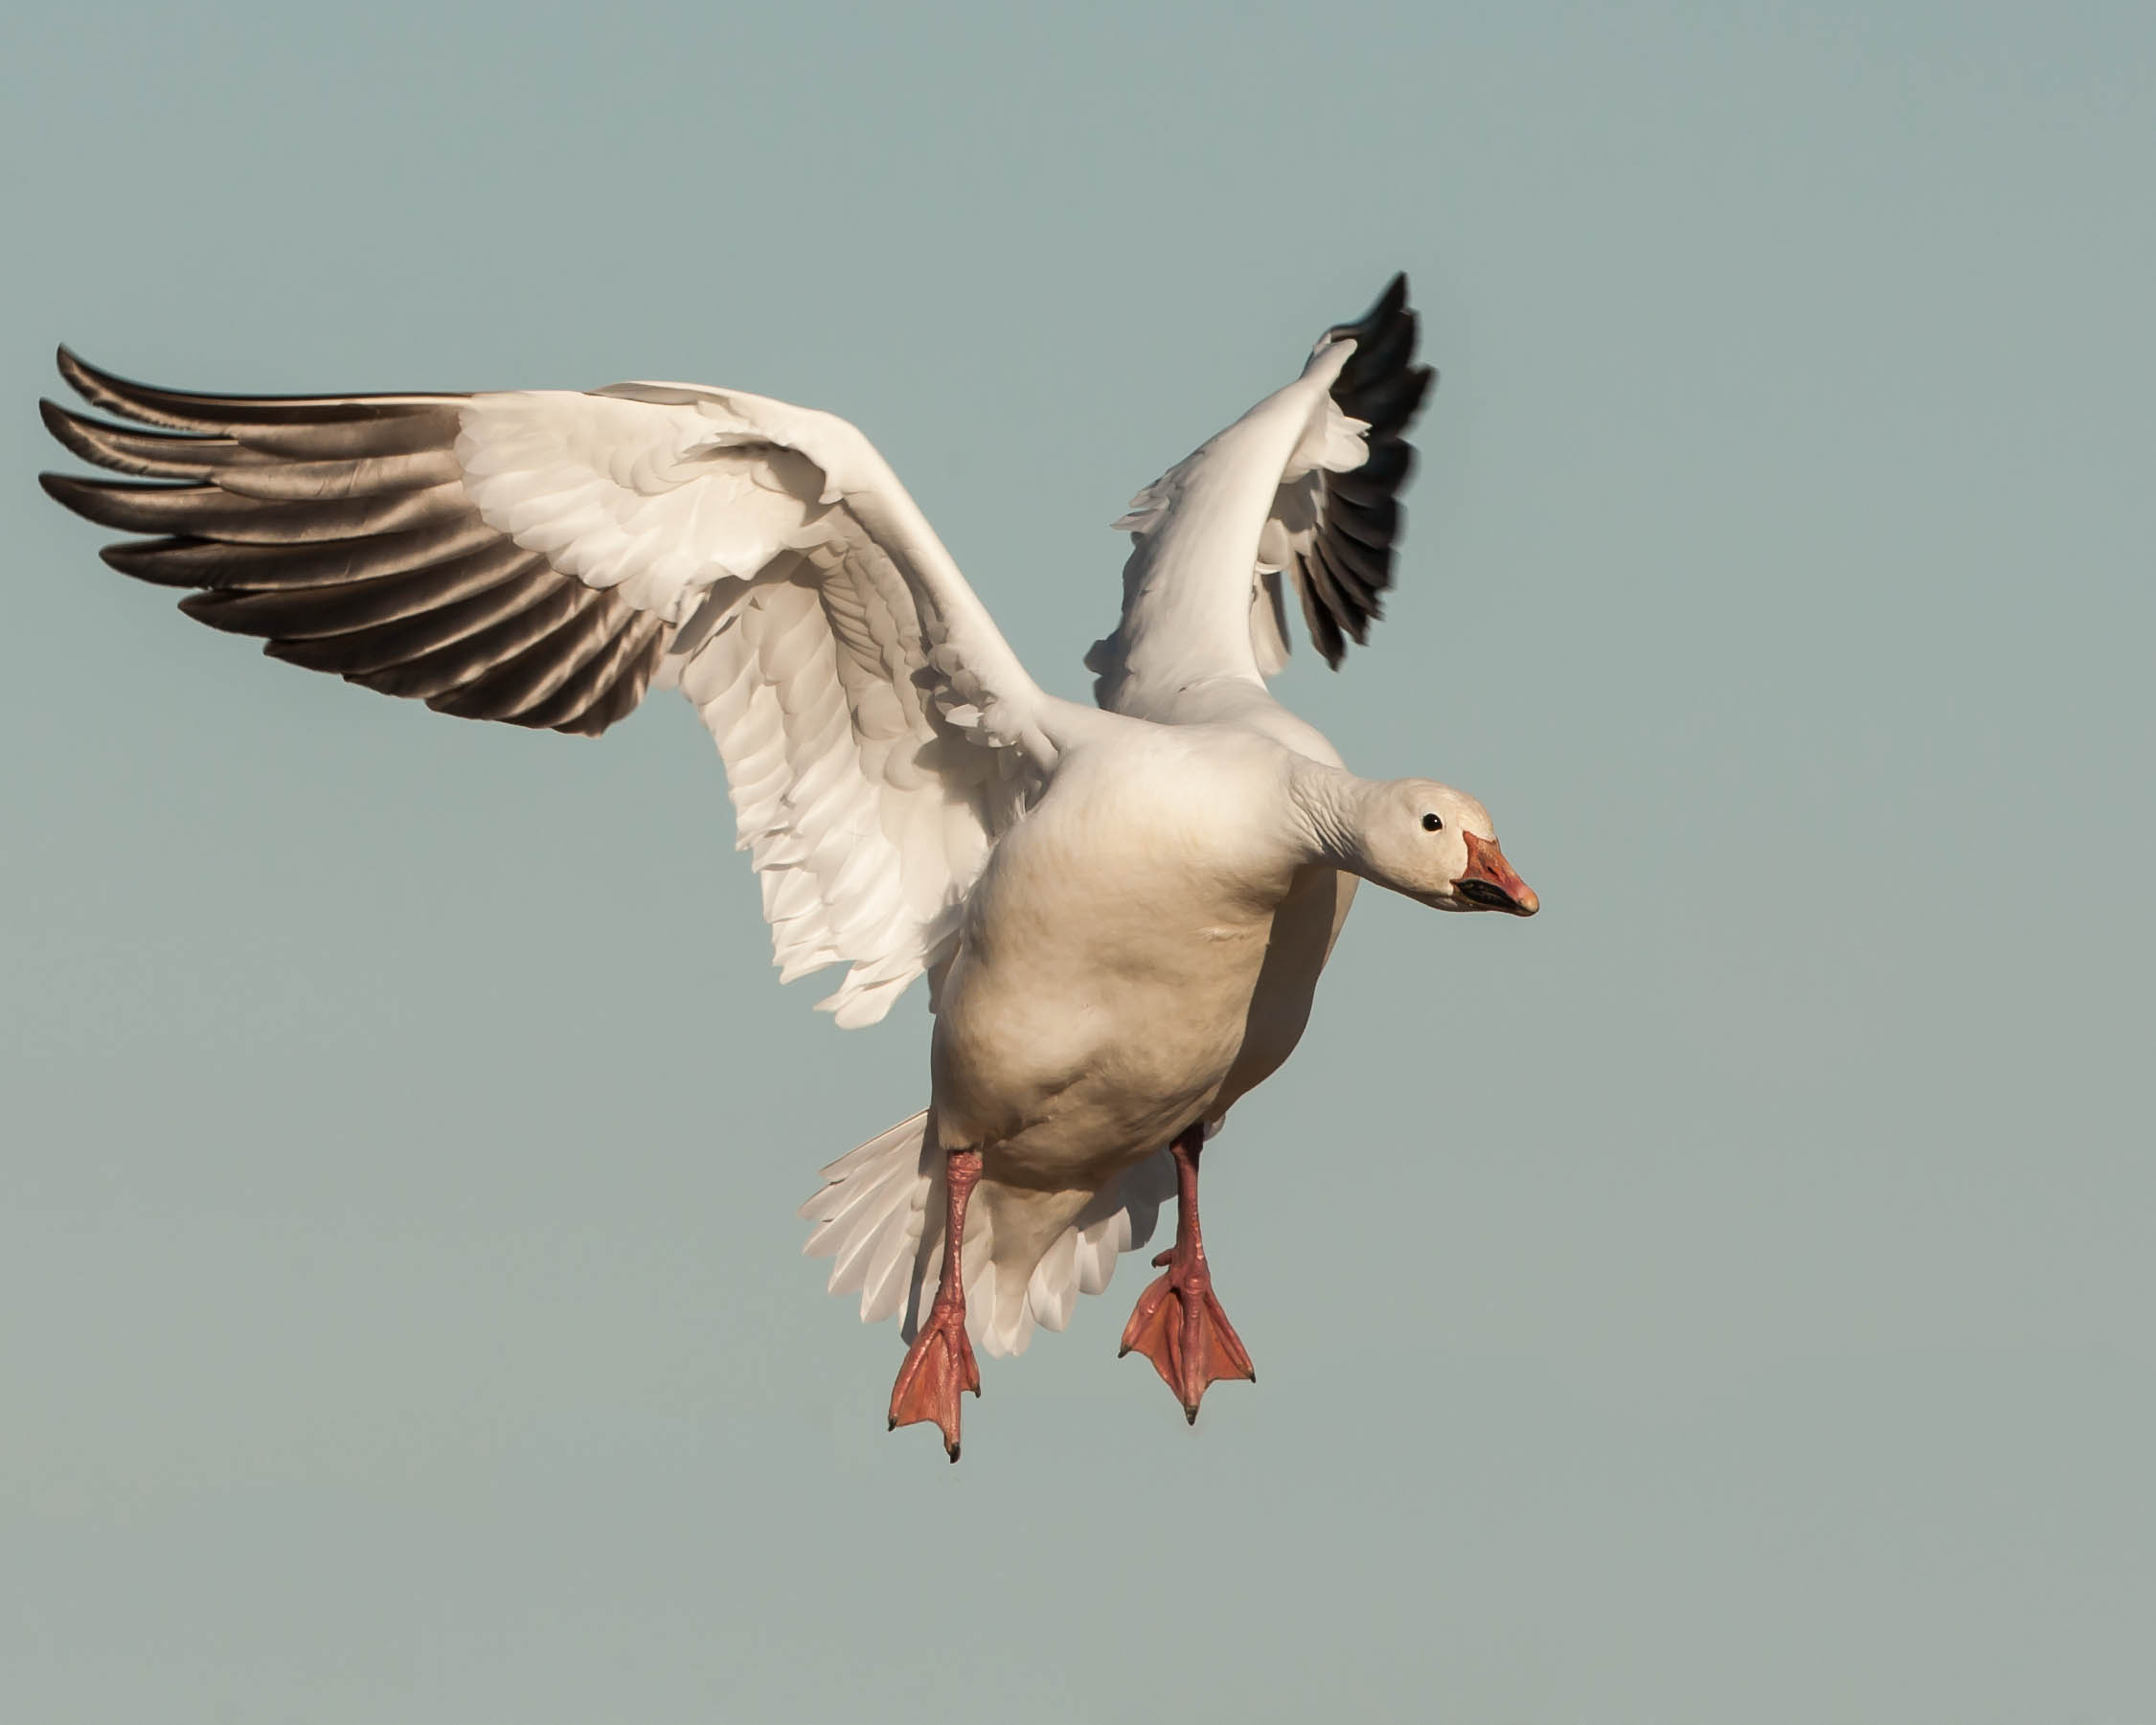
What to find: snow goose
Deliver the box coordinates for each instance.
[39,277,1537,1460]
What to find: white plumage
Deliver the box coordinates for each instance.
[41,276,1538,1445]
[455,380,1044,1027]
[799,1111,1178,1358]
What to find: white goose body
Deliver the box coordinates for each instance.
[934,722,1309,1282]
[40,277,1538,1443]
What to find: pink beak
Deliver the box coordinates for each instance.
[1457,831,1539,917]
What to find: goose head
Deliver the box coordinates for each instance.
[1354,779,1539,917]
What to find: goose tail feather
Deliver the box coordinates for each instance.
[798,1113,1175,1357]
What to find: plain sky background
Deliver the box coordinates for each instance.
[3,2,2151,1720]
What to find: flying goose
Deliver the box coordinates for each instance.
[39,277,1538,1460]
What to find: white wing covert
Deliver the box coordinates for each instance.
[41,355,1050,1028]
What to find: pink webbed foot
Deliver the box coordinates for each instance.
[1118,1124,1256,1422]
[1120,1250,1256,1422]
[888,1296,981,1461]
[887,1146,984,1462]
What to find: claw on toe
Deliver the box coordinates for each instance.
[1119,1260,1256,1423]
[888,1301,981,1461]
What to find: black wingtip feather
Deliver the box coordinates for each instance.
[98,536,215,589]
[1284,272,1440,668]
[1328,273,1409,341]
[41,397,248,480]
[1349,363,1434,428]
[57,347,219,432]
[38,397,90,459]
[57,346,457,432]
[1282,274,1437,670]
[1326,276,1412,376]
[39,468,177,527]
[44,352,805,741]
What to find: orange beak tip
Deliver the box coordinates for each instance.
[1458,829,1537,918]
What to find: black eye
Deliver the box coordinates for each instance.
[1421,812,1443,832]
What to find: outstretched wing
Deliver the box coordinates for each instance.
[1087,275,1434,715]
[41,354,1052,1027]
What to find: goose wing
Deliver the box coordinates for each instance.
[41,354,1054,1027]
[1087,275,1434,715]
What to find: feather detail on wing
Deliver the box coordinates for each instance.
[1087,275,1435,712]
[40,354,1048,1026]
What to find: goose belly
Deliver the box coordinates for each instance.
[932,838,1280,1188]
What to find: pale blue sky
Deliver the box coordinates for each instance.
[4,2,2152,1721]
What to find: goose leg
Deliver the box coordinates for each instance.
[1119,1124,1256,1422]
[888,1147,984,1461]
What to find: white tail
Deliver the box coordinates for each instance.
[798,1111,1176,1356]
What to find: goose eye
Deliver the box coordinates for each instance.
[1421,812,1443,832]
